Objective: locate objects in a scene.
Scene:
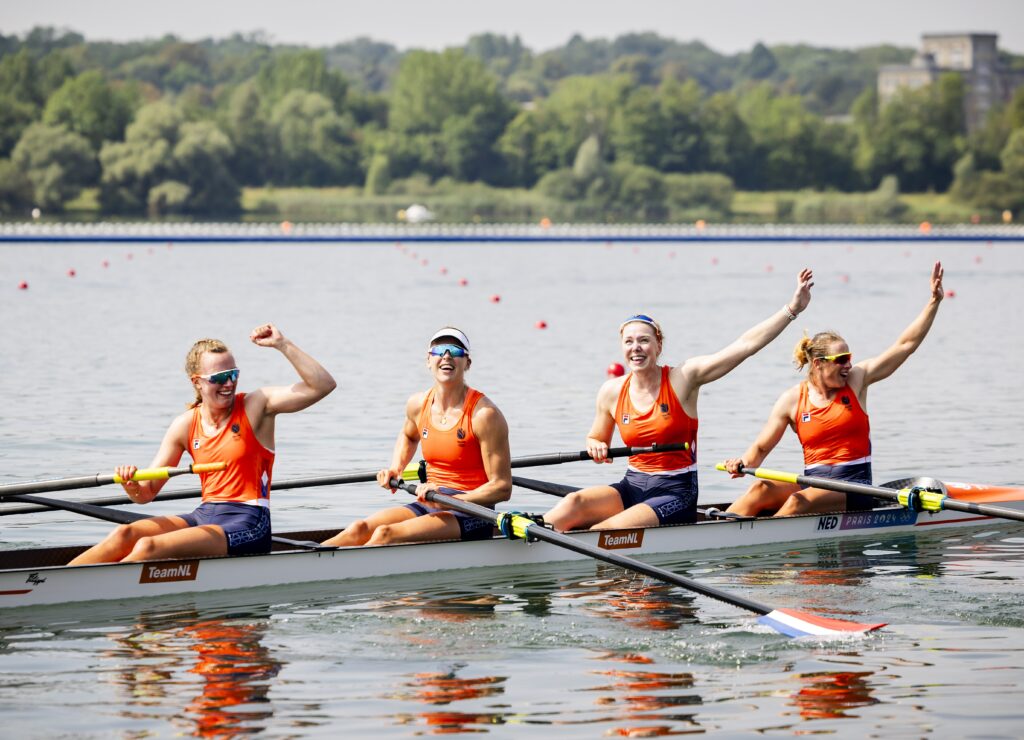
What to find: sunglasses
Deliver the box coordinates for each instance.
[195,368,240,384]
[819,352,852,365]
[429,344,468,358]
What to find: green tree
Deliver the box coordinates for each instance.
[42,71,138,148]
[256,50,349,112]
[270,90,361,186]
[222,81,276,185]
[172,121,239,214]
[0,158,35,215]
[11,123,97,210]
[0,94,37,157]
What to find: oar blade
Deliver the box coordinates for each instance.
[759,608,886,638]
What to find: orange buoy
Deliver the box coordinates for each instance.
[695,219,706,230]
[535,320,548,329]
[919,221,932,234]
[540,217,552,228]
[280,220,293,234]
[607,362,625,377]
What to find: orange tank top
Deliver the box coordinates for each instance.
[418,387,490,493]
[187,392,275,506]
[614,366,698,474]
[795,382,871,467]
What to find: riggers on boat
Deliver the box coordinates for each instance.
[2,480,1021,611]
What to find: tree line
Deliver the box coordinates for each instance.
[1,26,1022,218]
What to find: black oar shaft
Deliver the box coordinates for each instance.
[509,443,688,470]
[391,479,770,616]
[9,493,145,524]
[511,476,581,496]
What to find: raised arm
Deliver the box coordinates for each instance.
[722,386,799,476]
[856,262,943,388]
[682,269,813,388]
[247,324,337,416]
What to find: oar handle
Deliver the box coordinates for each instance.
[111,461,227,484]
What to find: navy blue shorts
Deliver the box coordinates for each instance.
[609,469,698,525]
[803,462,874,511]
[179,502,272,555]
[404,501,495,541]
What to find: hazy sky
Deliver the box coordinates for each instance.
[4,0,1023,54]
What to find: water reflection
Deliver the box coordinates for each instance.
[105,607,283,736]
[560,565,700,631]
[788,670,879,720]
[390,664,509,733]
[589,651,702,737]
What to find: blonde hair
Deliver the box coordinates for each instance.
[185,338,229,408]
[620,316,664,344]
[793,331,844,372]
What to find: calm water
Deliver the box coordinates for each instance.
[1,239,1023,737]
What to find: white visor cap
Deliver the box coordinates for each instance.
[429,327,471,353]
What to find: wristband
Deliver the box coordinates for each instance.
[783,304,798,321]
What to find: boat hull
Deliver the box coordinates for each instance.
[3,492,1022,611]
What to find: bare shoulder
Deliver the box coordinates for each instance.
[472,395,509,429]
[165,408,194,444]
[597,374,626,405]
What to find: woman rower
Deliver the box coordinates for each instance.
[723,262,944,517]
[542,269,814,532]
[69,324,336,565]
[322,327,511,547]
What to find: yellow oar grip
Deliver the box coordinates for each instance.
[192,462,227,474]
[114,467,172,483]
[715,463,800,484]
[401,466,419,481]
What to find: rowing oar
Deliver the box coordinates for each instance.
[6,492,331,551]
[389,478,884,638]
[0,462,227,499]
[1,445,682,517]
[719,464,1024,524]
[510,443,688,470]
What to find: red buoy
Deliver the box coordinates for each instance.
[490,294,501,303]
[67,269,76,277]
[945,289,956,298]
[607,362,625,377]
[17,280,28,290]
[102,260,109,268]
[439,267,448,275]
[458,278,469,286]
[535,320,548,329]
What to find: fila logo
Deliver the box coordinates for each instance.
[621,414,630,424]
[422,428,429,439]
[192,439,201,450]
[801,413,811,423]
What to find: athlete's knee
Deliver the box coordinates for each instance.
[777,493,810,516]
[106,524,139,550]
[368,524,397,545]
[126,536,159,561]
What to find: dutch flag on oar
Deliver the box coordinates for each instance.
[759,609,886,638]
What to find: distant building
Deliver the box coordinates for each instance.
[878,33,1024,131]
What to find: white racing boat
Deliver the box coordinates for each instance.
[3,479,1022,612]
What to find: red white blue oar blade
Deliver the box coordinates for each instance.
[759,608,886,638]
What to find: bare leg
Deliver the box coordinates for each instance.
[726,480,800,517]
[367,511,463,545]
[69,516,191,565]
[122,524,227,561]
[543,485,625,532]
[775,487,848,517]
[592,503,659,530]
[322,506,418,546]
